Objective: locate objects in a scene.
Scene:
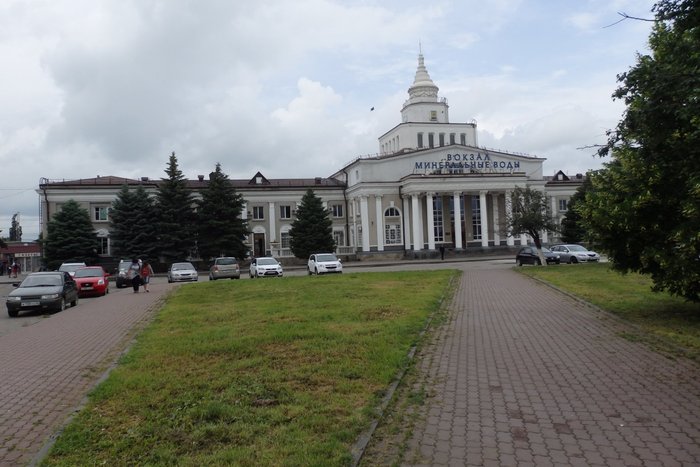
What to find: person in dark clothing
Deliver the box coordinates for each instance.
[439,245,446,260]
[129,258,142,292]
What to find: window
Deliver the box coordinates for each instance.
[280,205,292,219]
[333,230,345,247]
[385,207,400,217]
[252,206,264,220]
[331,204,343,218]
[471,197,482,239]
[430,110,437,121]
[281,231,291,249]
[417,133,424,148]
[433,197,444,242]
[385,223,402,244]
[439,133,445,146]
[559,199,568,211]
[94,206,109,222]
[460,133,466,145]
[450,133,456,144]
[428,133,434,148]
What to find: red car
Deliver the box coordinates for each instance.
[73,266,110,297]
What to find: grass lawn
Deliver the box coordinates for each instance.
[517,262,700,359]
[42,270,457,466]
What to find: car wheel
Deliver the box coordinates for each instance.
[8,308,18,318]
[308,268,312,276]
[517,259,523,267]
[72,295,79,307]
[57,298,66,312]
[314,267,319,275]
[569,257,577,264]
[536,258,542,266]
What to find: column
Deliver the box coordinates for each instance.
[268,202,276,242]
[375,195,384,251]
[411,194,422,251]
[491,193,500,246]
[360,196,370,252]
[453,192,462,249]
[479,191,489,248]
[402,196,412,250]
[426,193,435,250]
[505,191,515,246]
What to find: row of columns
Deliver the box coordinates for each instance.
[351,190,538,252]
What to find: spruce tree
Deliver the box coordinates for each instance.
[289,189,335,259]
[155,153,196,263]
[197,163,249,260]
[44,199,100,269]
[110,185,159,262]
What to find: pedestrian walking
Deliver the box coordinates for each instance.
[129,258,142,293]
[141,261,154,292]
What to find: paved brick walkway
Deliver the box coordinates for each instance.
[0,284,170,466]
[400,268,700,466]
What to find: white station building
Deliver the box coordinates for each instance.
[38,53,585,261]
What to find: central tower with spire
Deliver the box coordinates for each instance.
[378,52,478,155]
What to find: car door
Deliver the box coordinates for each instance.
[63,272,77,302]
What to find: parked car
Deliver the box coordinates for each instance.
[167,262,199,283]
[58,262,87,277]
[515,246,561,266]
[550,244,601,263]
[6,271,79,317]
[249,257,284,278]
[115,260,133,288]
[73,266,110,297]
[307,253,343,275]
[208,257,240,280]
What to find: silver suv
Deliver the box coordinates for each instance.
[208,257,241,280]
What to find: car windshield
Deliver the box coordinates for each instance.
[567,245,587,252]
[257,258,278,265]
[172,263,195,271]
[216,258,236,265]
[316,254,338,262]
[59,264,85,272]
[21,275,62,287]
[542,247,552,253]
[74,268,102,278]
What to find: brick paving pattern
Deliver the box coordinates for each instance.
[0,285,168,466]
[402,268,700,466]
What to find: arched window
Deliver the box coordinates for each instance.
[384,207,402,245]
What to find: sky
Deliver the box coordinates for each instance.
[0,0,657,242]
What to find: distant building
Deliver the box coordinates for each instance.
[0,242,42,274]
[37,53,584,260]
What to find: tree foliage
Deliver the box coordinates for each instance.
[197,163,249,260]
[44,199,99,269]
[155,153,196,263]
[560,176,593,244]
[506,187,559,251]
[289,189,335,259]
[581,0,700,301]
[110,185,159,262]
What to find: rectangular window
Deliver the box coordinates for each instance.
[94,206,109,222]
[417,133,424,148]
[430,110,437,121]
[333,230,345,248]
[460,133,466,145]
[439,133,445,146]
[253,206,264,220]
[281,232,291,249]
[559,199,568,211]
[450,133,456,144]
[280,205,292,219]
[98,237,108,255]
[428,133,434,148]
[331,204,343,218]
[471,197,482,239]
[433,197,444,242]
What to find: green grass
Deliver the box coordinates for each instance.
[42,270,457,467]
[517,263,700,359]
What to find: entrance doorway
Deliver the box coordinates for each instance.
[253,233,266,257]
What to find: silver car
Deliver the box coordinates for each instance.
[249,257,283,278]
[307,253,343,275]
[549,244,601,264]
[208,257,241,280]
[167,262,199,283]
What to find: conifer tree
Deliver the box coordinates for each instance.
[289,189,335,259]
[44,199,100,269]
[155,152,196,263]
[110,185,159,262]
[197,163,248,260]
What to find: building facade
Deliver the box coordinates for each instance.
[38,54,584,260]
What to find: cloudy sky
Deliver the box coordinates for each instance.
[1,0,656,241]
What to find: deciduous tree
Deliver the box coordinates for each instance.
[289,189,335,260]
[582,0,700,301]
[506,187,559,265]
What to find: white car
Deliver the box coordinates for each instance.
[167,262,199,283]
[307,253,343,275]
[58,262,87,277]
[549,244,601,264]
[249,257,283,278]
